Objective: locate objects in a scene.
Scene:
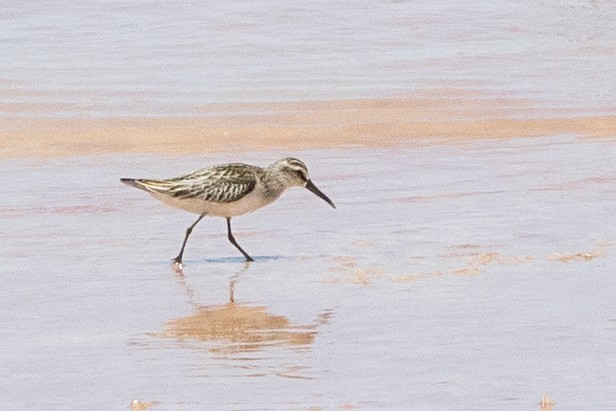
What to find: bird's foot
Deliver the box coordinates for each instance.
[172,257,183,272]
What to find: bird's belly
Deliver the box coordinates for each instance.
[151,191,274,217]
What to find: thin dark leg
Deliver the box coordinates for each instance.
[226,217,254,262]
[174,214,206,265]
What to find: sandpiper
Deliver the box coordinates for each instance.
[121,157,335,266]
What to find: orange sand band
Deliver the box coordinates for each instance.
[1,95,614,158]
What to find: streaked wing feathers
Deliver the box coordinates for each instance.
[135,164,258,203]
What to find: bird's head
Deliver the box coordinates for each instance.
[272,158,336,208]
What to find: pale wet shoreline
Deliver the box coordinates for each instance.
[2,136,615,409]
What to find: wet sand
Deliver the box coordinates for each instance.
[2,135,616,409]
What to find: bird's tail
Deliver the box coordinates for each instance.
[120,178,169,193]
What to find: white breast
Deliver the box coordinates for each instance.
[149,188,278,217]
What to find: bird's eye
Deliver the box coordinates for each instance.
[295,169,307,181]
[284,166,306,180]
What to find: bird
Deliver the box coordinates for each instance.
[121,157,335,267]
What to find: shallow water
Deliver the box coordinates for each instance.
[1,136,615,409]
[1,0,615,117]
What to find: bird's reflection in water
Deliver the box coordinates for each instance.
[159,263,333,360]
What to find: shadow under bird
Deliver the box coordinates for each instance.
[121,157,335,266]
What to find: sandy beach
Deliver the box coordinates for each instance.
[2,1,616,410]
[2,92,615,157]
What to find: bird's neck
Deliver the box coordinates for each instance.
[262,166,292,199]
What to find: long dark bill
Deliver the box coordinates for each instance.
[305,179,336,209]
